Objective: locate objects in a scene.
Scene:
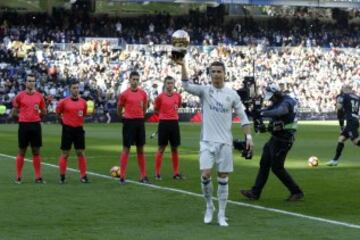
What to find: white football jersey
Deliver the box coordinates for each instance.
[182,81,250,145]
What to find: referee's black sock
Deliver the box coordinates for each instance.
[334,142,344,160]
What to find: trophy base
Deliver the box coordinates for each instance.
[171,50,186,60]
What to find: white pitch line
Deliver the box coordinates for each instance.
[1,153,360,230]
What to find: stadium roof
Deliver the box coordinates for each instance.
[110,0,360,8]
[0,0,359,13]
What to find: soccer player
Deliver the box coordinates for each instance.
[12,73,47,184]
[56,81,89,183]
[154,76,182,180]
[327,84,360,166]
[174,59,253,227]
[117,71,149,184]
[336,87,346,131]
[240,83,304,201]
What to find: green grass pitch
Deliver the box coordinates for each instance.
[0,122,359,239]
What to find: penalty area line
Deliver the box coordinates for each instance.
[0,152,359,230]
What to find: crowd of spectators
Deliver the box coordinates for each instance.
[1,9,360,48]
[1,40,359,117]
[1,10,360,120]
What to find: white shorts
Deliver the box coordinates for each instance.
[199,141,233,173]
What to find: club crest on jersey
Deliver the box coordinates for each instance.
[34,104,39,110]
[78,110,84,117]
[226,96,231,102]
[209,89,214,98]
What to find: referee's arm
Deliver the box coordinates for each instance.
[11,107,18,118]
[39,96,47,117]
[117,105,123,118]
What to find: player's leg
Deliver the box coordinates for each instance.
[16,123,28,183]
[170,121,181,179]
[59,125,72,183]
[119,119,132,182]
[135,120,148,182]
[199,141,215,224]
[136,145,149,183]
[119,146,130,183]
[30,123,44,183]
[351,123,360,146]
[15,148,26,184]
[154,145,166,180]
[327,135,347,166]
[74,127,88,183]
[216,143,233,227]
[155,121,167,179]
[76,150,88,183]
[352,137,360,146]
[59,150,70,184]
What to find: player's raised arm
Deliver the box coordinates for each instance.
[173,58,204,97]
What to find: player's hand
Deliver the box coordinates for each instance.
[245,134,254,151]
[171,56,185,66]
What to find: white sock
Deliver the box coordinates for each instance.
[217,176,229,217]
[201,176,213,208]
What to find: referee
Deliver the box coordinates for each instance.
[154,76,183,180]
[117,71,149,184]
[12,73,47,184]
[56,81,89,184]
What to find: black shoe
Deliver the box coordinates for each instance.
[15,177,22,184]
[59,175,66,184]
[286,192,304,202]
[140,176,151,184]
[173,173,184,180]
[155,174,162,181]
[119,177,126,185]
[35,177,46,184]
[80,175,89,183]
[240,189,259,200]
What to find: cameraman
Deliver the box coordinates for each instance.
[241,83,304,201]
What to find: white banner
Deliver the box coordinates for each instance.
[83,37,119,48]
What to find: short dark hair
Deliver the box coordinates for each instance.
[26,73,35,80]
[129,71,140,79]
[210,61,226,72]
[70,80,79,87]
[164,76,175,83]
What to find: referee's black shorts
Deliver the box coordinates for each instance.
[18,122,42,149]
[122,118,145,148]
[158,120,180,147]
[61,125,85,150]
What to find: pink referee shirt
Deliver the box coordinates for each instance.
[118,88,148,119]
[13,91,46,122]
[154,92,181,120]
[56,97,88,127]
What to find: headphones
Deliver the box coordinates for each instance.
[265,83,282,100]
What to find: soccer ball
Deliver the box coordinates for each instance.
[308,156,319,167]
[110,166,121,178]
